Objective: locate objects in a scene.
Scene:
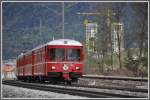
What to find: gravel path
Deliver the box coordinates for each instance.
[2,85,87,98]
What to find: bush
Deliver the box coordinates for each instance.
[124,56,139,72]
[124,55,148,76]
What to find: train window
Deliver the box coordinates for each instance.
[49,48,65,61]
[36,51,43,62]
[67,49,80,61]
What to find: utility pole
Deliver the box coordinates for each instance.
[39,19,44,44]
[77,9,116,70]
[62,2,64,39]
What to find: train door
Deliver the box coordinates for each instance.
[32,51,35,80]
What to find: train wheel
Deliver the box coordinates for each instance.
[31,76,35,82]
[66,81,71,85]
[38,76,44,83]
[38,76,41,82]
[21,76,24,81]
[23,77,26,81]
[41,76,45,83]
[72,78,78,83]
[17,76,20,80]
[51,79,58,84]
[42,77,46,83]
[27,76,32,82]
[51,80,57,84]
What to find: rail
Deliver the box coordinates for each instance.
[82,75,148,82]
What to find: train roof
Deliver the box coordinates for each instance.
[47,39,82,46]
[18,39,82,58]
[33,39,82,51]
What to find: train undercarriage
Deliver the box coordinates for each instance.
[17,72,82,85]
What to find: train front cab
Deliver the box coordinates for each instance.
[46,45,84,82]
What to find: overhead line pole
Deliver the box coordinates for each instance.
[39,19,43,44]
[62,2,64,39]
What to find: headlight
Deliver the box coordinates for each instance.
[76,66,80,70]
[51,66,56,70]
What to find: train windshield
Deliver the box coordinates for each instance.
[49,48,81,61]
[49,48,65,61]
[67,49,80,61]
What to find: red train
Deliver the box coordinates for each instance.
[16,39,84,84]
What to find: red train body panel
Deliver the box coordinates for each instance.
[16,39,84,82]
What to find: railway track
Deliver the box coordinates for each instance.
[82,75,148,82]
[2,80,147,98]
[63,83,148,93]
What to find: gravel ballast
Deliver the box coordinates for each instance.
[2,84,87,98]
